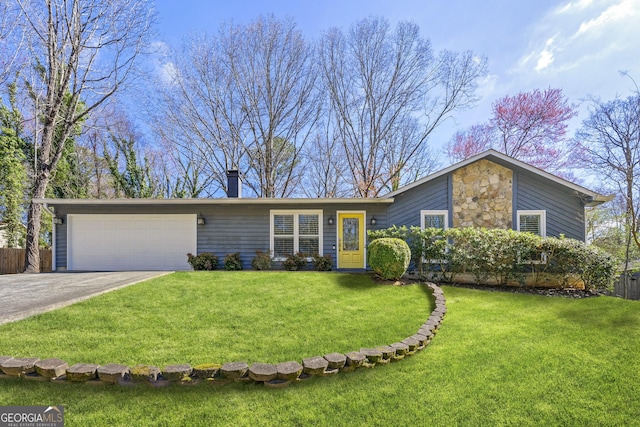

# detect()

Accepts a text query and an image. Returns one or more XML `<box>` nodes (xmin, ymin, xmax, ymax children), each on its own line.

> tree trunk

<box><xmin>24</xmin><ymin>175</ymin><xmax>48</xmax><ymax>273</ymax></box>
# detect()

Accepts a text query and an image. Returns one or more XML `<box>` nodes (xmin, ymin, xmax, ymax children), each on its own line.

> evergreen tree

<box><xmin>104</xmin><ymin>136</ymin><xmax>159</xmax><ymax>198</ymax></box>
<box><xmin>0</xmin><ymin>82</ymin><xmax>27</xmax><ymax>247</ymax></box>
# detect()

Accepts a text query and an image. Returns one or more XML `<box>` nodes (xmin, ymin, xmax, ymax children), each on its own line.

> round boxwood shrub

<box><xmin>367</xmin><ymin>238</ymin><xmax>411</xmax><ymax>280</ymax></box>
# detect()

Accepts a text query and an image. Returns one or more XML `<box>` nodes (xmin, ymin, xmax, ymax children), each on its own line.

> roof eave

<box><xmin>383</xmin><ymin>149</ymin><xmax>609</xmax><ymax>202</ymax></box>
<box><xmin>585</xmin><ymin>194</ymin><xmax>616</xmax><ymax>207</ymax></box>
<box><xmin>33</xmin><ymin>197</ymin><xmax>395</xmax><ymax>207</ymax></box>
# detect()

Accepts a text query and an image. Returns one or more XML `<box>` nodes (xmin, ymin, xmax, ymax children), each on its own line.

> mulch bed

<box><xmin>438</xmin><ymin>282</ymin><xmax>601</xmax><ymax>298</ymax></box>
<box><xmin>372</xmin><ymin>275</ymin><xmax>600</xmax><ymax>298</ymax></box>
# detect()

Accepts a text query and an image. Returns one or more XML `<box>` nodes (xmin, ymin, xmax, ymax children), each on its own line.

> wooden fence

<box><xmin>608</xmin><ymin>274</ymin><xmax>640</xmax><ymax>300</ymax></box>
<box><xmin>0</xmin><ymin>248</ymin><xmax>52</xmax><ymax>274</ymax></box>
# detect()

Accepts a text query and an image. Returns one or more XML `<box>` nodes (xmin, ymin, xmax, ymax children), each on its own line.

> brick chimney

<box><xmin>226</xmin><ymin>170</ymin><xmax>242</xmax><ymax>198</ymax></box>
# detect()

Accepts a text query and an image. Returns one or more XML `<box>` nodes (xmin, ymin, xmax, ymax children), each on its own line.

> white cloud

<box><xmin>148</xmin><ymin>40</ymin><xmax>180</xmax><ymax>87</ymax></box>
<box><xmin>159</xmin><ymin>61</ymin><xmax>179</xmax><ymax>86</ymax></box>
<box><xmin>533</xmin><ymin>37</ymin><xmax>556</xmax><ymax>72</ymax></box>
<box><xmin>504</xmin><ymin>0</ymin><xmax>640</xmax><ymax>141</ymax></box>
<box><xmin>535</xmin><ymin>49</ymin><xmax>554</xmax><ymax>72</ymax></box>
<box><xmin>556</xmin><ymin>0</ymin><xmax>595</xmax><ymax>14</ymax></box>
<box><xmin>151</xmin><ymin>40</ymin><xmax>171</xmax><ymax>56</ymax></box>
<box><xmin>574</xmin><ymin>0</ymin><xmax>637</xmax><ymax>37</ymax></box>
<box><xmin>514</xmin><ymin>0</ymin><xmax>640</xmax><ymax>77</ymax></box>
<box><xmin>476</xmin><ymin>73</ymin><xmax>499</xmax><ymax>100</ymax></box>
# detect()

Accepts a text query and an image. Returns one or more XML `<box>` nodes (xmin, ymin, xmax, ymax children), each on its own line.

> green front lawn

<box><xmin>0</xmin><ymin>271</ymin><xmax>432</xmax><ymax>365</ymax></box>
<box><xmin>1</xmin><ymin>272</ymin><xmax>639</xmax><ymax>426</ymax></box>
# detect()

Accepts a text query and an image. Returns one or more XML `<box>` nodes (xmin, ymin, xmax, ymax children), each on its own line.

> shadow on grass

<box><xmin>332</xmin><ymin>272</ymin><xmax>380</xmax><ymax>290</ymax></box>
<box><xmin>554</xmin><ymin>296</ymin><xmax>640</xmax><ymax>329</ymax></box>
<box><xmin>332</xmin><ymin>273</ymin><xmax>436</xmax><ymax>311</ymax></box>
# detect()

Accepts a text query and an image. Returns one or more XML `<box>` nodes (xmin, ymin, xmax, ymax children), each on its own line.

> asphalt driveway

<box><xmin>0</xmin><ymin>271</ymin><xmax>172</xmax><ymax>325</ymax></box>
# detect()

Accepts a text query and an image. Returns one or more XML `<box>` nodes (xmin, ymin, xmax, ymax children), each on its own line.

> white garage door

<box><xmin>67</xmin><ymin>214</ymin><xmax>196</xmax><ymax>271</ymax></box>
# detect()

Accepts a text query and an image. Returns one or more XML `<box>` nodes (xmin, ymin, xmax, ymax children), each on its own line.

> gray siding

<box><xmin>384</xmin><ymin>157</ymin><xmax>587</xmax><ymax>241</ymax></box>
<box><xmin>54</xmin><ymin>202</ymin><xmax>389</xmax><ymax>270</ymax></box>
<box><xmin>515</xmin><ymin>170</ymin><xmax>585</xmax><ymax>240</ymax></box>
<box><xmin>481</xmin><ymin>155</ymin><xmax>587</xmax><ymax>240</ymax></box>
<box><xmin>54</xmin><ymin>222</ymin><xmax>67</xmax><ymax>269</ymax></box>
<box><xmin>387</xmin><ymin>175</ymin><xmax>449</xmax><ymax>227</ymax></box>
<box><xmin>196</xmin><ymin>205</ymin><xmax>269</xmax><ymax>268</ymax></box>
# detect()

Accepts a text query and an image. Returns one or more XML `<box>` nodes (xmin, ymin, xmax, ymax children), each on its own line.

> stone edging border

<box><xmin>0</xmin><ymin>283</ymin><xmax>446</xmax><ymax>389</ymax></box>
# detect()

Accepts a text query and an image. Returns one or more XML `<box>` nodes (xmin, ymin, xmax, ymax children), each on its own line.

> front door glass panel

<box><xmin>342</xmin><ymin>217</ymin><xmax>360</xmax><ymax>251</ymax></box>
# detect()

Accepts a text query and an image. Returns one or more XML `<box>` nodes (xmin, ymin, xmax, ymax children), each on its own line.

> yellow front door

<box><xmin>338</xmin><ymin>212</ymin><xmax>365</xmax><ymax>269</ymax></box>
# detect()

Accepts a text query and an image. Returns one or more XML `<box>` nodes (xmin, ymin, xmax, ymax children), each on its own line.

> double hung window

<box><xmin>517</xmin><ymin>210</ymin><xmax>546</xmax><ymax>237</ymax></box>
<box><xmin>517</xmin><ymin>210</ymin><xmax>547</xmax><ymax>263</ymax></box>
<box><xmin>271</xmin><ymin>210</ymin><xmax>322</xmax><ymax>259</ymax></box>
<box><xmin>420</xmin><ymin>210</ymin><xmax>449</xmax><ymax>231</ymax></box>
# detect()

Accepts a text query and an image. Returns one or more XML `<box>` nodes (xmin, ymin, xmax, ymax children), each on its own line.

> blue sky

<box><xmin>152</xmin><ymin>0</ymin><xmax>640</xmax><ymax>158</ymax></box>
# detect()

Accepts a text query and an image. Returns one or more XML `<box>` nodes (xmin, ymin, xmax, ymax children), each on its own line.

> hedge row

<box><xmin>187</xmin><ymin>252</ymin><xmax>333</xmax><ymax>272</ymax></box>
<box><xmin>368</xmin><ymin>226</ymin><xmax>616</xmax><ymax>291</ymax></box>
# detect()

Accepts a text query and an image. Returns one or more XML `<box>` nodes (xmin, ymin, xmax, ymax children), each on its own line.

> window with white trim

<box><xmin>420</xmin><ymin>210</ymin><xmax>449</xmax><ymax>230</ymax></box>
<box><xmin>270</xmin><ymin>210</ymin><xmax>322</xmax><ymax>259</ymax></box>
<box><xmin>517</xmin><ymin>210</ymin><xmax>546</xmax><ymax>237</ymax></box>
<box><xmin>420</xmin><ymin>210</ymin><xmax>449</xmax><ymax>265</ymax></box>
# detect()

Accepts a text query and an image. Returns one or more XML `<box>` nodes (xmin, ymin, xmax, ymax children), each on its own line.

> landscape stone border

<box><xmin>0</xmin><ymin>283</ymin><xmax>446</xmax><ymax>389</ymax></box>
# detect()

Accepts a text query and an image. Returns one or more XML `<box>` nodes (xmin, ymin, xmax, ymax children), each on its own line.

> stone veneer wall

<box><xmin>452</xmin><ymin>159</ymin><xmax>513</xmax><ymax>229</ymax></box>
<box><xmin>0</xmin><ymin>284</ymin><xmax>446</xmax><ymax>389</ymax></box>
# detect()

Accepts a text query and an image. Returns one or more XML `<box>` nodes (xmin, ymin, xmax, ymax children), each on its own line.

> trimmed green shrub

<box><xmin>251</xmin><ymin>251</ymin><xmax>273</xmax><ymax>270</ymax></box>
<box><xmin>223</xmin><ymin>253</ymin><xmax>243</xmax><ymax>270</ymax></box>
<box><xmin>539</xmin><ymin>237</ymin><xmax>616</xmax><ymax>290</ymax></box>
<box><xmin>367</xmin><ymin>238</ymin><xmax>411</xmax><ymax>280</ymax></box>
<box><xmin>312</xmin><ymin>254</ymin><xmax>332</xmax><ymax>271</ymax></box>
<box><xmin>283</xmin><ymin>252</ymin><xmax>307</xmax><ymax>271</ymax></box>
<box><xmin>368</xmin><ymin>227</ymin><xmax>616</xmax><ymax>291</ymax></box>
<box><xmin>186</xmin><ymin>252</ymin><xmax>218</xmax><ymax>271</ymax></box>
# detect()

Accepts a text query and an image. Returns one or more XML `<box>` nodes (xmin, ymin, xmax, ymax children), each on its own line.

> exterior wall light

<box><xmin>370</xmin><ymin>216</ymin><xmax>377</xmax><ymax>226</ymax></box>
<box><xmin>53</xmin><ymin>216</ymin><xmax>63</xmax><ymax>225</ymax></box>
<box><xmin>197</xmin><ymin>215</ymin><xmax>205</xmax><ymax>225</ymax></box>
<box><xmin>328</xmin><ymin>216</ymin><xmax>335</xmax><ymax>225</ymax></box>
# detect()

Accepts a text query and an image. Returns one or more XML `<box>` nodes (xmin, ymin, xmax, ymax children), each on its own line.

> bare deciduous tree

<box><xmin>153</xmin><ymin>15</ymin><xmax>320</xmax><ymax>198</ymax></box>
<box><xmin>152</xmin><ymin>32</ymin><xmax>244</xmax><ymax>197</ymax></box>
<box><xmin>319</xmin><ymin>17</ymin><xmax>486</xmax><ymax>197</ymax></box>
<box><xmin>18</xmin><ymin>0</ymin><xmax>154</xmax><ymax>272</ymax></box>
<box><xmin>302</xmin><ymin>114</ymin><xmax>350</xmax><ymax>198</ymax></box>
<box><xmin>226</xmin><ymin>16</ymin><xmax>320</xmax><ymax>197</ymax></box>
<box><xmin>156</xmin><ymin>133</ymin><xmax>216</xmax><ymax>198</ymax></box>
<box><xmin>0</xmin><ymin>1</ymin><xmax>23</xmax><ymax>85</ymax></box>
<box><xmin>574</xmin><ymin>92</ymin><xmax>640</xmax><ymax>262</ymax></box>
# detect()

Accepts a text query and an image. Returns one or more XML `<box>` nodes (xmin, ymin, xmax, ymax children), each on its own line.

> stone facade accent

<box><xmin>452</xmin><ymin>159</ymin><xmax>513</xmax><ymax>229</ymax></box>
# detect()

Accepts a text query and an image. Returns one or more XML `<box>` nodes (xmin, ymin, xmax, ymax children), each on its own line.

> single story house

<box><xmin>36</xmin><ymin>150</ymin><xmax>611</xmax><ymax>272</ymax></box>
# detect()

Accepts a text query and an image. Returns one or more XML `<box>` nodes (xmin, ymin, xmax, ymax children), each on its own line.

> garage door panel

<box><xmin>68</xmin><ymin>214</ymin><xmax>196</xmax><ymax>271</ymax></box>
